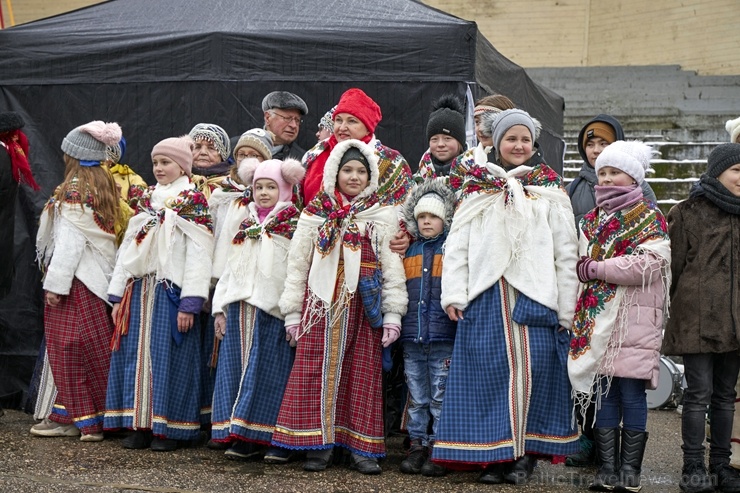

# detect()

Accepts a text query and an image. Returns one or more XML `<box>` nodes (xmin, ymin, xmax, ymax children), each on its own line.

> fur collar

<box><xmin>321</xmin><ymin>139</ymin><xmax>380</xmax><ymax>200</ymax></box>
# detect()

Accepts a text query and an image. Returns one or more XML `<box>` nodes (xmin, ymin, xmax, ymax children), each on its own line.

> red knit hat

<box><xmin>333</xmin><ymin>88</ymin><xmax>382</xmax><ymax>135</ymax></box>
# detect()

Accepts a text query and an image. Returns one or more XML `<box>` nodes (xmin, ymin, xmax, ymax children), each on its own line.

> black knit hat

<box><xmin>339</xmin><ymin>146</ymin><xmax>370</xmax><ymax>173</ymax></box>
<box><xmin>0</xmin><ymin>112</ymin><xmax>25</xmax><ymax>133</ymax></box>
<box><xmin>426</xmin><ymin>95</ymin><xmax>466</xmax><ymax>149</ymax></box>
<box><xmin>707</xmin><ymin>143</ymin><xmax>740</xmax><ymax>178</ymax></box>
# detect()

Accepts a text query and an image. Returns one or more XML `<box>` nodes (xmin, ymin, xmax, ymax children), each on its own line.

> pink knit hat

<box><xmin>238</xmin><ymin>158</ymin><xmax>305</xmax><ymax>203</ymax></box>
<box><xmin>151</xmin><ymin>135</ymin><xmax>195</xmax><ymax>176</ymax></box>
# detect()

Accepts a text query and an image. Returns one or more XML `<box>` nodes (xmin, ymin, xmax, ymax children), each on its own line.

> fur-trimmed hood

<box><xmin>403</xmin><ymin>178</ymin><xmax>456</xmax><ymax>239</ymax></box>
<box><xmin>322</xmin><ymin>138</ymin><xmax>380</xmax><ymax>200</ymax></box>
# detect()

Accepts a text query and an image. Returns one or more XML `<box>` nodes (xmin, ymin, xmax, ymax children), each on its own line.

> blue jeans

<box><xmin>402</xmin><ymin>341</ymin><xmax>453</xmax><ymax>446</ymax></box>
<box><xmin>594</xmin><ymin>376</ymin><xmax>648</xmax><ymax>432</ymax></box>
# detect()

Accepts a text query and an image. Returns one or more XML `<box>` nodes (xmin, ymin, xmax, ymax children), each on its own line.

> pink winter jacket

<box><xmin>594</xmin><ymin>253</ymin><xmax>665</xmax><ymax>390</ymax></box>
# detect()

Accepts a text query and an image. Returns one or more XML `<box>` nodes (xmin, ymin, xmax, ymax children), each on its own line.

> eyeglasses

<box><xmin>236</xmin><ymin>152</ymin><xmax>262</xmax><ymax>161</ymax></box>
<box><xmin>270</xmin><ymin>111</ymin><xmax>303</xmax><ymax>125</ymax></box>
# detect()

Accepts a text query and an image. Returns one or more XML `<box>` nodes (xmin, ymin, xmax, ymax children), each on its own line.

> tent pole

<box><xmin>5</xmin><ymin>0</ymin><xmax>14</xmax><ymax>26</ymax></box>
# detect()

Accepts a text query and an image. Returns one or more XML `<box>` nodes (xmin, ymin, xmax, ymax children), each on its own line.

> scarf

<box><xmin>0</xmin><ymin>130</ymin><xmax>40</xmax><ymax>190</ymax></box>
<box><xmin>302</xmin><ymin>134</ymin><xmax>373</xmax><ymax>205</ymax></box>
<box><xmin>696</xmin><ymin>175</ymin><xmax>740</xmax><ymax>215</ymax></box>
<box><xmin>569</xmin><ymin>199</ymin><xmax>671</xmax><ymax>411</ymax></box>
<box><xmin>415</xmin><ymin>149</ymin><xmax>454</xmax><ymax>183</ymax></box>
<box><xmin>191</xmin><ymin>161</ymin><xmax>232</xmax><ymax>200</ymax></box>
<box><xmin>594</xmin><ymin>184</ymin><xmax>643</xmax><ymax>214</ymax></box>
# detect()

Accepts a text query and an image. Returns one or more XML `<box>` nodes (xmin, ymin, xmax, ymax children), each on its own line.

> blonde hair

<box><xmin>53</xmin><ymin>154</ymin><xmax>120</xmax><ymax>231</ymax></box>
<box><xmin>475</xmin><ymin>94</ymin><xmax>516</xmax><ymax>111</ymax></box>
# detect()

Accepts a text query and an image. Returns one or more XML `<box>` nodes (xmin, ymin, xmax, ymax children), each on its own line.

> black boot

<box><xmin>590</xmin><ymin>428</ymin><xmax>620</xmax><ymax>491</ymax></box>
<box><xmin>615</xmin><ymin>429</ymin><xmax>647</xmax><ymax>492</ymax></box>
<box><xmin>680</xmin><ymin>459</ymin><xmax>714</xmax><ymax>493</ymax></box>
<box><xmin>709</xmin><ymin>461</ymin><xmax>740</xmax><ymax>493</ymax></box>
<box><xmin>503</xmin><ymin>454</ymin><xmax>536</xmax><ymax>485</ymax></box>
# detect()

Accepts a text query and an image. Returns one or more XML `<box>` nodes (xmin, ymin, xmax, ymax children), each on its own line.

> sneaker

<box><xmin>399</xmin><ymin>439</ymin><xmax>427</xmax><ymax>474</ymax></box>
<box><xmin>264</xmin><ymin>446</ymin><xmax>293</xmax><ymax>464</ymax></box>
<box><xmin>711</xmin><ymin>463</ymin><xmax>740</xmax><ymax>493</ymax></box>
<box><xmin>80</xmin><ymin>432</ymin><xmax>104</xmax><ymax>442</ymax></box>
<box><xmin>30</xmin><ymin>418</ymin><xmax>80</xmax><ymax>437</ymax></box>
<box><xmin>680</xmin><ymin>460</ymin><xmax>715</xmax><ymax>493</ymax></box>
<box><xmin>225</xmin><ymin>441</ymin><xmax>261</xmax><ymax>461</ymax></box>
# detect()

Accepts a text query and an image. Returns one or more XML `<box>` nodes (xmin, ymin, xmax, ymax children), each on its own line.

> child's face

<box><xmin>152</xmin><ymin>155</ymin><xmax>183</xmax><ymax>185</ymax></box>
<box><xmin>718</xmin><ymin>163</ymin><xmax>740</xmax><ymax>197</ymax></box>
<box><xmin>235</xmin><ymin>146</ymin><xmax>264</xmax><ymax>164</ymax></box>
<box><xmin>337</xmin><ymin>159</ymin><xmax>369</xmax><ymax>196</ymax></box>
<box><xmin>585</xmin><ymin>137</ymin><xmax>610</xmax><ymax>167</ymax></box>
<box><xmin>430</xmin><ymin>134</ymin><xmax>461</xmax><ymax>163</ymax></box>
<box><xmin>597</xmin><ymin>166</ymin><xmax>636</xmax><ymax>187</ymax></box>
<box><xmin>192</xmin><ymin>138</ymin><xmax>222</xmax><ymax>169</ymax></box>
<box><xmin>499</xmin><ymin>125</ymin><xmax>533</xmax><ymax>167</ymax></box>
<box><xmin>253</xmin><ymin>178</ymin><xmax>280</xmax><ymax>209</ymax></box>
<box><xmin>417</xmin><ymin>212</ymin><xmax>444</xmax><ymax>239</ymax></box>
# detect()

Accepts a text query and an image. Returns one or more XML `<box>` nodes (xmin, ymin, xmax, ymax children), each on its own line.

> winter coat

<box><xmin>595</xmin><ymin>253</ymin><xmax>666</xmax><ymax>389</ymax></box>
<box><xmin>401</xmin><ymin>233</ymin><xmax>456</xmax><ymax>344</ymax></box>
<box><xmin>0</xmin><ymin>147</ymin><xmax>17</xmax><ymax>299</ymax></box>
<box><xmin>567</xmin><ymin>114</ymin><xmax>657</xmax><ymax>225</ymax></box>
<box><xmin>663</xmin><ymin>196</ymin><xmax>740</xmax><ymax>354</ymax></box>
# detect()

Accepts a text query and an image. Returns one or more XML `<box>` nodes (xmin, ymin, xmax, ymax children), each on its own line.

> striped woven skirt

<box><xmin>228</xmin><ymin>305</ymin><xmax>294</xmax><ymax>445</ymax></box>
<box><xmin>104</xmin><ymin>277</ymin><xmax>202</xmax><ymax>441</ymax></box>
<box><xmin>45</xmin><ymin>277</ymin><xmax>113</xmax><ymax>435</ymax></box>
<box><xmin>432</xmin><ymin>278</ymin><xmax>578</xmax><ymax>467</ymax></box>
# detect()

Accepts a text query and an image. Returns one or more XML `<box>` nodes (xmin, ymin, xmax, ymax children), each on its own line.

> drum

<box><xmin>646</xmin><ymin>356</ymin><xmax>684</xmax><ymax>409</ymax></box>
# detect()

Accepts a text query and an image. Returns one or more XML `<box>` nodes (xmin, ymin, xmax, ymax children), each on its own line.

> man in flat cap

<box><xmin>262</xmin><ymin>91</ymin><xmax>308</xmax><ymax>160</ymax></box>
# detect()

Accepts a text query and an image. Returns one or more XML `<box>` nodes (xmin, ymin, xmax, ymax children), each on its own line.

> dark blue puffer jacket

<box><xmin>400</xmin><ymin>233</ymin><xmax>456</xmax><ymax>344</ymax></box>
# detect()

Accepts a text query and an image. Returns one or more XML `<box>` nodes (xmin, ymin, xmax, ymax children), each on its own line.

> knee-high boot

<box><xmin>616</xmin><ymin>429</ymin><xmax>647</xmax><ymax>492</ymax></box>
<box><xmin>590</xmin><ymin>427</ymin><xmax>620</xmax><ymax>491</ymax></box>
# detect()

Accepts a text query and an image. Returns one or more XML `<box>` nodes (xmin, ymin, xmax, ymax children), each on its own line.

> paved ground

<box><xmin>0</xmin><ymin>408</ymin><xmax>685</xmax><ymax>492</ymax></box>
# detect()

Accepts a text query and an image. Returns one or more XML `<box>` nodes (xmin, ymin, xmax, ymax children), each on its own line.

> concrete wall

<box><xmin>424</xmin><ymin>0</ymin><xmax>740</xmax><ymax>76</ymax></box>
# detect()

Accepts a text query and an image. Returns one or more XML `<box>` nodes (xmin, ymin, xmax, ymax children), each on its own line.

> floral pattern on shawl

<box><xmin>134</xmin><ymin>186</ymin><xmax>213</xmax><ymax>244</ymax></box>
<box><xmin>232</xmin><ymin>204</ymin><xmax>300</xmax><ymax>244</ymax></box>
<box><xmin>303</xmin><ymin>189</ymin><xmax>380</xmax><ymax>258</ymax></box>
<box><xmin>458</xmin><ymin>162</ymin><xmax>563</xmax><ymax>205</ymax></box>
<box><xmin>570</xmin><ymin>200</ymin><xmax>669</xmax><ymax>359</ymax></box>
<box><xmin>45</xmin><ymin>177</ymin><xmax>115</xmax><ymax>234</ymax></box>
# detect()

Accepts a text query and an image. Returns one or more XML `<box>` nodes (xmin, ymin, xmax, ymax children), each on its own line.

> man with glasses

<box><xmin>262</xmin><ymin>91</ymin><xmax>308</xmax><ymax>161</ymax></box>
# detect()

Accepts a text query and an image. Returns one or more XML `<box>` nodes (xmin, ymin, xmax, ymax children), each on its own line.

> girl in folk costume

<box><xmin>104</xmin><ymin>136</ymin><xmax>214</xmax><ymax>452</ymax></box>
<box><xmin>209</xmin><ymin>157</ymin><xmax>304</xmax><ymax>462</ymax></box>
<box><xmin>31</xmin><ymin>121</ymin><xmax>122</xmax><ymax>442</ymax></box>
<box><xmin>435</xmin><ymin>109</ymin><xmax>580</xmax><ymax>485</ymax></box>
<box><xmin>568</xmin><ymin>141</ymin><xmax>670</xmax><ymax>493</ymax></box>
<box><xmin>272</xmin><ymin>139</ymin><xmax>408</xmax><ymax>475</ymax></box>
<box><xmin>448</xmin><ymin>94</ymin><xmax>515</xmax><ymax>194</ymax></box>
<box><xmin>414</xmin><ymin>95</ymin><xmax>467</xmax><ymax>189</ymax></box>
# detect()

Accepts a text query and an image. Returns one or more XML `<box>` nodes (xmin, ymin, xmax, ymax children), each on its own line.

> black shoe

<box><xmin>206</xmin><ymin>439</ymin><xmax>230</xmax><ymax>450</ymax></box>
<box><xmin>225</xmin><ymin>441</ymin><xmax>261</xmax><ymax>461</ymax></box>
<box><xmin>421</xmin><ymin>457</ymin><xmax>447</xmax><ymax>477</ymax></box>
<box><xmin>150</xmin><ymin>437</ymin><xmax>178</xmax><ymax>452</ymax></box>
<box><xmin>350</xmin><ymin>453</ymin><xmax>382</xmax><ymax>475</ymax></box>
<box><xmin>711</xmin><ymin>463</ymin><xmax>740</xmax><ymax>493</ymax></box>
<box><xmin>504</xmin><ymin>455</ymin><xmax>536</xmax><ymax>485</ymax></box>
<box><xmin>591</xmin><ymin>428</ymin><xmax>620</xmax><ymax>491</ymax></box>
<box><xmin>566</xmin><ymin>434</ymin><xmax>596</xmax><ymax>467</ymax></box>
<box><xmin>121</xmin><ymin>430</ymin><xmax>152</xmax><ymax>450</ymax></box>
<box><xmin>399</xmin><ymin>439</ymin><xmax>426</xmax><ymax>474</ymax></box>
<box><xmin>303</xmin><ymin>449</ymin><xmax>333</xmax><ymax>472</ymax></box>
<box><xmin>680</xmin><ymin>460</ymin><xmax>714</xmax><ymax>493</ymax></box>
<box><xmin>478</xmin><ymin>463</ymin><xmax>506</xmax><ymax>484</ymax></box>
<box><xmin>615</xmin><ymin>429</ymin><xmax>648</xmax><ymax>493</ymax></box>
<box><xmin>264</xmin><ymin>446</ymin><xmax>293</xmax><ymax>464</ymax></box>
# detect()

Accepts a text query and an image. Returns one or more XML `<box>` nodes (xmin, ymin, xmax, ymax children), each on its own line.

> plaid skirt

<box><xmin>210</xmin><ymin>301</ymin><xmax>258</xmax><ymax>442</ymax></box>
<box><xmin>432</xmin><ymin>279</ymin><xmax>578</xmax><ymax>467</ymax></box>
<box><xmin>45</xmin><ymin>277</ymin><xmax>113</xmax><ymax>435</ymax></box>
<box><xmin>272</xmin><ymin>257</ymin><xmax>386</xmax><ymax>457</ymax></box>
<box><xmin>228</xmin><ymin>306</ymin><xmax>295</xmax><ymax>445</ymax></box>
<box><xmin>104</xmin><ymin>277</ymin><xmax>202</xmax><ymax>440</ymax></box>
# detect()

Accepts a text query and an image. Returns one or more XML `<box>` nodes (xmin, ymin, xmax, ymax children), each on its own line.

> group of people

<box><xmin>5</xmin><ymin>84</ymin><xmax>740</xmax><ymax>492</ymax></box>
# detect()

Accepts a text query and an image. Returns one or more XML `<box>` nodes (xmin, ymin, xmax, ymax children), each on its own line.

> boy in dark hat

<box><xmin>415</xmin><ymin>95</ymin><xmax>467</xmax><ymax>185</ymax></box>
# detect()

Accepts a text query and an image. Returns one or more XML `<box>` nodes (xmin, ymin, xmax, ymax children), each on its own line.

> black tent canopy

<box><xmin>0</xmin><ymin>0</ymin><xmax>563</xmax><ymax>405</ymax></box>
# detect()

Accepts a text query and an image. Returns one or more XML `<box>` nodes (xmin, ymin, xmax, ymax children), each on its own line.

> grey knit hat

<box><xmin>262</xmin><ymin>91</ymin><xmax>308</xmax><ymax>116</ymax></box>
<box><xmin>707</xmin><ymin>143</ymin><xmax>740</xmax><ymax>178</ymax></box>
<box><xmin>490</xmin><ymin>109</ymin><xmax>536</xmax><ymax>152</ymax></box>
<box><xmin>233</xmin><ymin>128</ymin><xmax>274</xmax><ymax>161</ymax></box>
<box><xmin>319</xmin><ymin>105</ymin><xmax>337</xmax><ymax>131</ymax></box>
<box><xmin>61</xmin><ymin>121</ymin><xmax>123</xmax><ymax>162</ymax></box>
<box><xmin>189</xmin><ymin>123</ymin><xmax>231</xmax><ymax>162</ymax></box>
<box><xmin>426</xmin><ymin>95</ymin><xmax>466</xmax><ymax>149</ymax></box>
